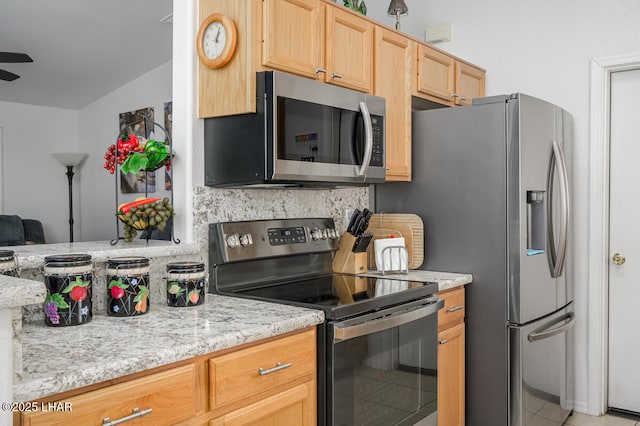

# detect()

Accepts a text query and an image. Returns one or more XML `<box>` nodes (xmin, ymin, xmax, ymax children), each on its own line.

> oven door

<box><xmin>328</xmin><ymin>297</ymin><xmax>444</xmax><ymax>426</ymax></box>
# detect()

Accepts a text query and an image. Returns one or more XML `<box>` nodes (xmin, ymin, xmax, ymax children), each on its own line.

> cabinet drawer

<box><xmin>22</xmin><ymin>364</ymin><xmax>197</xmax><ymax>426</ymax></box>
<box><xmin>437</xmin><ymin>287</ymin><xmax>465</xmax><ymax>332</ymax></box>
<box><xmin>209</xmin><ymin>329</ymin><xmax>316</xmax><ymax>410</ymax></box>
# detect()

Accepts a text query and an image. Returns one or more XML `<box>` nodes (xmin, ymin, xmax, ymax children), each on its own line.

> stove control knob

<box><xmin>328</xmin><ymin>229</ymin><xmax>338</xmax><ymax>239</ymax></box>
<box><xmin>226</xmin><ymin>233</ymin><xmax>240</xmax><ymax>248</ymax></box>
<box><xmin>240</xmin><ymin>233</ymin><xmax>253</xmax><ymax>247</ymax></box>
<box><xmin>320</xmin><ymin>229</ymin><xmax>328</xmax><ymax>240</ymax></box>
<box><xmin>310</xmin><ymin>228</ymin><xmax>322</xmax><ymax>241</ymax></box>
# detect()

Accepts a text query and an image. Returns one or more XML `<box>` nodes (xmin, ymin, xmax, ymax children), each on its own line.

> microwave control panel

<box><xmin>370</xmin><ymin>115</ymin><xmax>384</xmax><ymax>167</ymax></box>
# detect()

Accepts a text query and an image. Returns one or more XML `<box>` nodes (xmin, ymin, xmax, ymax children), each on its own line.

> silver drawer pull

<box><xmin>103</xmin><ymin>407</ymin><xmax>152</xmax><ymax>425</ymax></box>
<box><xmin>446</xmin><ymin>305</ymin><xmax>464</xmax><ymax>313</ymax></box>
<box><xmin>331</xmin><ymin>73</ymin><xmax>343</xmax><ymax>79</ymax></box>
<box><xmin>258</xmin><ymin>362</ymin><xmax>292</xmax><ymax>376</ymax></box>
<box><xmin>438</xmin><ymin>339</ymin><xmax>448</xmax><ymax>345</ymax></box>
<box><xmin>315</xmin><ymin>68</ymin><xmax>327</xmax><ymax>74</ymax></box>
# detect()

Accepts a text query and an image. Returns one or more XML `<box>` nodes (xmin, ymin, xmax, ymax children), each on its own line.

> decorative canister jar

<box><xmin>166</xmin><ymin>262</ymin><xmax>206</xmax><ymax>307</ymax></box>
<box><xmin>43</xmin><ymin>254</ymin><xmax>93</xmax><ymax>327</ymax></box>
<box><xmin>106</xmin><ymin>256</ymin><xmax>150</xmax><ymax>317</ymax></box>
<box><xmin>0</xmin><ymin>250</ymin><xmax>18</xmax><ymax>277</ymax></box>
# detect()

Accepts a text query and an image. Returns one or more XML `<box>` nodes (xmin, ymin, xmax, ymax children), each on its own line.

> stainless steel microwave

<box><xmin>204</xmin><ymin>71</ymin><xmax>386</xmax><ymax>187</ymax></box>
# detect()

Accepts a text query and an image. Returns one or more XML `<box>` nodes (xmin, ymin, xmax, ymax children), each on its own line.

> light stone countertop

<box><xmin>0</xmin><ymin>276</ymin><xmax>46</xmax><ymax>309</ymax></box>
<box><xmin>360</xmin><ymin>269</ymin><xmax>473</xmax><ymax>292</ymax></box>
<box><xmin>3</xmin><ymin>240</ymin><xmax>200</xmax><ymax>271</ymax></box>
<box><xmin>14</xmin><ymin>295</ymin><xmax>324</xmax><ymax>402</ymax></box>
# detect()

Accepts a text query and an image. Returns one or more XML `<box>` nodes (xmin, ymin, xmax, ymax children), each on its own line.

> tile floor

<box><xmin>563</xmin><ymin>412</ymin><xmax>640</xmax><ymax>426</ymax></box>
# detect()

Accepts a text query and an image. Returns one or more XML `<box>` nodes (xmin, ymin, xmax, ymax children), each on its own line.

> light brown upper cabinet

<box><xmin>374</xmin><ymin>27</ymin><xmax>412</xmax><ymax>181</ymax></box>
<box><xmin>325</xmin><ymin>6</ymin><xmax>373</xmax><ymax>92</ymax></box>
<box><xmin>262</xmin><ymin>0</ymin><xmax>324</xmax><ymax>80</ymax></box>
<box><xmin>264</xmin><ymin>0</ymin><xmax>373</xmax><ymax>92</ymax></box>
<box><xmin>454</xmin><ymin>60</ymin><xmax>486</xmax><ymax>105</ymax></box>
<box><xmin>414</xmin><ymin>43</ymin><xmax>485</xmax><ymax>107</ymax></box>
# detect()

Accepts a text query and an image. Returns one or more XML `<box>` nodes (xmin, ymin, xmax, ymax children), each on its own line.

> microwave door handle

<box><xmin>333</xmin><ymin>298</ymin><xmax>444</xmax><ymax>342</ymax></box>
<box><xmin>356</xmin><ymin>101</ymin><xmax>373</xmax><ymax>177</ymax></box>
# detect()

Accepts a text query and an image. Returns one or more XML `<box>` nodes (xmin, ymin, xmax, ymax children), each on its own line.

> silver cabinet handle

<box><xmin>315</xmin><ymin>68</ymin><xmax>327</xmax><ymax>75</ymax></box>
<box><xmin>331</xmin><ymin>73</ymin><xmax>343</xmax><ymax>79</ymax></box>
<box><xmin>356</xmin><ymin>101</ymin><xmax>373</xmax><ymax>177</ymax></box>
<box><xmin>528</xmin><ymin>312</ymin><xmax>575</xmax><ymax>342</ymax></box>
<box><xmin>438</xmin><ymin>339</ymin><xmax>448</xmax><ymax>345</ymax></box>
<box><xmin>452</xmin><ymin>93</ymin><xmax>459</xmax><ymax>98</ymax></box>
<box><xmin>446</xmin><ymin>305</ymin><xmax>464</xmax><ymax>313</ymax></box>
<box><xmin>258</xmin><ymin>362</ymin><xmax>292</xmax><ymax>376</ymax></box>
<box><xmin>103</xmin><ymin>407</ymin><xmax>153</xmax><ymax>425</ymax></box>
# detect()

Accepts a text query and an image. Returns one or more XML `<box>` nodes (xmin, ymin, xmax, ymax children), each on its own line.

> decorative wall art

<box><xmin>118</xmin><ymin>107</ymin><xmax>156</xmax><ymax>194</ymax></box>
<box><xmin>164</xmin><ymin>101</ymin><xmax>172</xmax><ymax>191</ymax></box>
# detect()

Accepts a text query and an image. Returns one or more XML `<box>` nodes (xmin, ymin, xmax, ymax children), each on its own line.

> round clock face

<box><xmin>196</xmin><ymin>13</ymin><xmax>237</xmax><ymax>69</ymax></box>
<box><xmin>203</xmin><ymin>21</ymin><xmax>226</xmax><ymax>60</ymax></box>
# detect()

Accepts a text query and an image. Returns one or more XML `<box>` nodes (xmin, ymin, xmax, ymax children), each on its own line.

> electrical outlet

<box><xmin>426</xmin><ymin>23</ymin><xmax>451</xmax><ymax>44</ymax></box>
<box><xmin>345</xmin><ymin>209</ymin><xmax>354</xmax><ymax>225</ymax></box>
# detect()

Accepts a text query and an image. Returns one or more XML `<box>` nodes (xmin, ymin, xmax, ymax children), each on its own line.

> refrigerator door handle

<box><xmin>356</xmin><ymin>101</ymin><xmax>373</xmax><ymax>177</ymax></box>
<box><xmin>527</xmin><ymin>311</ymin><xmax>575</xmax><ymax>342</ymax></box>
<box><xmin>546</xmin><ymin>140</ymin><xmax>570</xmax><ymax>278</ymax></box>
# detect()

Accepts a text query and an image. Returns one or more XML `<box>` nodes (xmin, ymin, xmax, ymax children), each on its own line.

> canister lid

<box><xmin>166</xmin><ymin>261</ymin><xmax>205</xmax><ymax>273</ymax></box>
<box><xmin>107</xmin><ymin>256</ymin><xmax>150</xmax><ymax>268</ymax></box>
<box><xmin>0</xmin><ymin>250</ymin><xmax>15</xmax><ymax>261</ymax></box>
<box><xmin>44</xmin><ymin>254</ymin><xmax>92</xmax><ymax>267</ymax></box>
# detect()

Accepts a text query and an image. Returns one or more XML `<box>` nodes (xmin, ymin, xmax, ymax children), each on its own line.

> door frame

<box><xmin>588</xmin><ymin>51</ymin><xmax>640</xmax><ymax>415</ymax></box>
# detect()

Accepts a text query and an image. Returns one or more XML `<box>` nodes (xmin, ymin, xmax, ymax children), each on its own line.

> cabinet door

<box><xmin>263</xmin><ymin>0</ymin><xmax>324</xmax><ymax>79</ymax></box>
<box><xmin>21</xmin><ymin>365</ymin><xmax>197</xmax><ymax>426</ymax></box>
<box><xmin>210</xmin><ymin>381</ymin><xmax>315</xmax><ymax>426</ymax></box>
<box><xmin>414</xmin><ymin>43</ymin><xmax>455</xmax><ymax>105</ymax></box>
<box><xmin>438</xmin><ymin>322</ymin><xmax>465</xmax><ymax>426</ymax></box>
<box><xmin>454</xmin><ymin>61</ymin><xmax>486</xmax><ymax>106</ymax></box>
<box><xmin>325</xmin><ymin>6</ymin><xmax>373</xmax><ymax>92</ymax></box>
<box><xmin>374</xmin><ymin>27</ymin><xmax>412</xmax><ymax>181</ymax></box>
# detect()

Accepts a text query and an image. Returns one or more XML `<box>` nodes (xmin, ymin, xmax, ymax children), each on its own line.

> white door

<box><xmin>608</xmin><ymin>68</ymin><xmax>640</xmax><ymax>413</ymax></box>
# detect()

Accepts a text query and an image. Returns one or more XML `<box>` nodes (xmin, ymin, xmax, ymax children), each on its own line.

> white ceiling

<box><xmin>0</xmin><ymin>0</ymin><xmax>173</xmax><ymax>109</ymax></box>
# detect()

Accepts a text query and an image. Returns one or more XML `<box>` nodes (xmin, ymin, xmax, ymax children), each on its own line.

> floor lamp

<box><xmin>52</xmin><ymin>153</ymin><xmax>87</xmax><ymax>242</ymax></box>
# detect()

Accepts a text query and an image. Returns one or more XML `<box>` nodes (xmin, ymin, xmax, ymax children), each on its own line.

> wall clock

<box><xmin>196</xmin><ymin>13</ymin><xmax>237</xmax><ymax>69</ymax></box>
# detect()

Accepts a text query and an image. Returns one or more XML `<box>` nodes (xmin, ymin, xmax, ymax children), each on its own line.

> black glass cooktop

<box><xmin>226</xmin><ymin>274</ymin><xmax>438</xmax><ymax>320</ymax></box>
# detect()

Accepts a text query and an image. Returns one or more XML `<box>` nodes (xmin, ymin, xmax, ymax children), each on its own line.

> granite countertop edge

<box><xmin>4</xmin><ymin>240</ymin><xmax>200</xmax><ymax>270</ymax></box>
<box><xmin>0</xmin><ymin>276</ymin><xmax>46</xmax><ymax>308</ymax></box>
<box><xmin>360</xmin><ymin>269</ymin><xmax>473</xmax><ymax>291</ymax></box>
<box><xmin>14</xmin><ymin>295</ymin><xmax>324</xmax><ymax>402</ymax></box>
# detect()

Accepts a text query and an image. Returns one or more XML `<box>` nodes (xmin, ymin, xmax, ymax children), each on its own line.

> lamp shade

<box><xmin>52</xmin><ymin>153</ymin><xmax>88</xmax><ymax>167</ymax></box>
<box><xmin>387</xmin><ymin>0</ymin><xmax>408</xmax><ymax>16</ymax></box>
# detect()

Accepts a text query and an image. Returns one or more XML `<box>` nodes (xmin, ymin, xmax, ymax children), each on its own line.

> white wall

<box><xmin>78</xmin><ymin>61</ymin><xmax>172</xmax><ymax>241</ymax></box>
<box><xmin>0</xmin><ymin>101</ymin><xmax>79</xmax><ymax>243</ymax></box>
<box><xmin>368</xmin><ymin>0</ymin><xmax>640</xmax><ymax>414</ymax></box>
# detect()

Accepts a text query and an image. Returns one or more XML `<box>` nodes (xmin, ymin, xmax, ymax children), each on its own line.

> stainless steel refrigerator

<box><xmin>374</xmin><ymin>94</ymin><xmax>575</xmax><ymax>426</ymax></box>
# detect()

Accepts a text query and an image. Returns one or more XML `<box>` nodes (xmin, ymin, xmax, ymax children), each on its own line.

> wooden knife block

<box><xmin>332</xmin><ymin>233</ymin><xmax>367</xmax><ymax>274</ymax></box>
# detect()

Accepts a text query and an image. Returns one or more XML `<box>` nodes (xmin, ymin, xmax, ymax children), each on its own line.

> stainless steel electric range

<box><xmin>209</xmin><ymin>218</ymin><xmax>443</xmax><ymax>426</ymax></box>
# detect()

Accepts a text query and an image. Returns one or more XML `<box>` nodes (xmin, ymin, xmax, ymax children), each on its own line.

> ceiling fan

<box><xmin>0</xmin><ymin>52</ymin><xmax>33</xmax><ymax>82</ymax></box>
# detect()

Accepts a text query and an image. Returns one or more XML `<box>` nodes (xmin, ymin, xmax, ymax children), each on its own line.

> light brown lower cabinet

<box><xmin>209</xmin><ymin>381</ymin><xmax>315</xmax><ymax>426</ymax></box>
<box><xmin>18</xmin><ymin>327</ymin><xmax>316</xmax><ymax>426</ymax></box>
<box><xmin>436</xmin><ymin>287</ymin><xmax>466</xmax><ymax>426</ymax></box>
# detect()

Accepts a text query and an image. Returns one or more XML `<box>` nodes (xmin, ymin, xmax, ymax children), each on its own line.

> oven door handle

<box><xmin>333</xmin><ymin>297</ymin><xmax>444</xmax><ymax>342</ymax></box>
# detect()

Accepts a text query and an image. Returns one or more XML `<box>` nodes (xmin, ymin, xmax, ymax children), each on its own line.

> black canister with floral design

<box><xmin>43</xmin><ymin>254</ymin><xmax>93</xmax><ymax>327</ymax></box>
<box><xmin>106</xmin><ymin>256</ymin><xmax>150</xmax><ymax>317</ymax></box>
<box><xmin>0</xmin><ymin>250</ymin><xmax>18</xmax><ymax>277</ymax></box>
<box><xmin>166</xmin><ymin>262</ymin><xmax>206</xmax><ymax>307</ymax></box>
